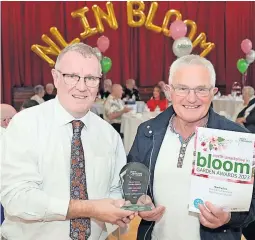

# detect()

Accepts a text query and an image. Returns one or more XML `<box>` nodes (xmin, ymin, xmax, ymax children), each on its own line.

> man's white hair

<box><xmin>168</xmin><ymin>55</ymin><xmax>216</xmax><ymax>87</ymax></box>
<box><xmin>104</xmin><ymin>79</ymin><xmax>112</xmax><ymax>85</ymax></box>
<box><xmin>55</xmin><ymin>42</ymin><xmax>101</xmax><ymax>72</ymax></box>
<box><xmin>243</xmin><ymin>86</ymin><xmax>255</xmax><ymax>97</ymax></box>
<box><xmin>34</xmin><ymin>85</ymin><xmax>44</xmax><ymax>94</ymax></box>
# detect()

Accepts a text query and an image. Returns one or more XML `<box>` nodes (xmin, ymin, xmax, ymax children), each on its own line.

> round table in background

<box><xmin>121</xmin><ymin>111</ymin><xmax>160</xmax><ymax>154</ymax></box>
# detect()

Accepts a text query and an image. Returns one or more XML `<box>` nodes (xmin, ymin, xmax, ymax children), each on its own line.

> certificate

<box><xmin>189</xmin><ymin>127</ymin><xmax>255</xmax><ymax>213</ymax></box>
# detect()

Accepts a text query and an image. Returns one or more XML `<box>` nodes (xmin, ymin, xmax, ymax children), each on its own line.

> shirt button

<box><xmin>149</xmin><ymin>130</ymin><xmax>152</xmax><ymax>134</ymax></box>
<box><xmin>179</xmin><ymin>154</ymin><xmax>183</xmax><ymax>157</ymax></box>
<box><xmin>183</xmin><ymin>144</ymin><xmax>186</xmax><ymax>147</ymax></box>
<box><xmin>147</xmin><ymin>125</ymin><xmax>150</xmax><ymax>129</ymax></box>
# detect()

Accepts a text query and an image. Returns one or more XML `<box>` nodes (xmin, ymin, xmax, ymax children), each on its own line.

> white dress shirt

<box><xmin>1</xmin><ymin>97</ymin><xmax>127</xmax><ymax>240</ymax></box>
<box><xmin>152</xmin><ymin>129</ymin><xmax>200</xmax><ymax>240</ymax></box>
<box><xmin>0</xmin><ymin>126</ymin><xmax>6</xmax><ymax>137</ymax></box>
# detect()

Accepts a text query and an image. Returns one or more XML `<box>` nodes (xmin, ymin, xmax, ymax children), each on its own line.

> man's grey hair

<box><xmin>243</xmin><ymin>86</ymin><xmax>255</xmax><ymax>97</ymax></box>
<box><xmin>55</xmin><ymin>43</ymin><xmax>102</xmax><ymax>72</ymax></box>
<box><xmin>34</xmin><ymin>85</ymin><xmax>44</xmax><ymax>94</ymax></box>
<box><xmin>168</xmin><ymin>55</ymin><xmax>216</xmax><ymax>87</ymax></box>
<box><xmin>104</xmin><ymin>79</ymin><xmax>112</xmax><ymax>85</ymax></box>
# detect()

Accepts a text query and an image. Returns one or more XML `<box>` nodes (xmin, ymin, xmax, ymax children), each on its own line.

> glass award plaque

<box><xmin>119</xmin><ymin>162</ymin><xmax>152</xmax><ymax>211</ymax></box>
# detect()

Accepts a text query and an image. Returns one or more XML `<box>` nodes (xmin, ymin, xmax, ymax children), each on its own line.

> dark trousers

<box><xmin>111</xmin><ymin>123</ymin><xmax>123</xmax><ymax>139</ymax></box>
<box><xmin>242</xmin><ymin>220</ymin><xmax>255</xmax><ymax>239</ymax></box>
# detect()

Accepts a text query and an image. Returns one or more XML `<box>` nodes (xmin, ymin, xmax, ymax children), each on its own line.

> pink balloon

<box><xmin>241</xmin><ymin>39</ymin><xmax>252</xmax><ymax>54</ymax></box>
<box><xmin>97</xmin><ymin>36</ymin><xmax>110</xmax><ymax>53</ymax></box>
<box><xmin>170</xmin><ymin>20</ymin><xmax>187</xmax><ymax>40</ymax></box>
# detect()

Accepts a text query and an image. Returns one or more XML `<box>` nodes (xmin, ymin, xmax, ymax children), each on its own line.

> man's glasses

<box><xmin>56</xmin><ymin>70</ymin><xmax>101</xmax><ymax>88</ymax></box>
<box><xmin>171</xmin><ymin>85</ymin><xmax>213</xmax><ymax>97</ymax></box>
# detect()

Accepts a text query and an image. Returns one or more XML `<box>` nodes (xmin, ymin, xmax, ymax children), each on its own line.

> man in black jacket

<box><xmin>236</xmin><ymin>86</ymin><xmax>255</xmax><ymax>133</ymax></box>
<box><xmin>127</xmin><ymin>55</ymin><xmax>255</xmax><ymax>240</ymax></box>
<box><xmin>122</xmin><ymin>79</ymin><xmax>140</xmax><ymax>101</ymax></box>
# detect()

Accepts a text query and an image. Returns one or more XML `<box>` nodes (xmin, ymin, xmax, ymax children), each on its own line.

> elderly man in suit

<box><xmin>236</xmin><ymin>86</ymin><xmax>255</xmax><ymax>133</ymax></box>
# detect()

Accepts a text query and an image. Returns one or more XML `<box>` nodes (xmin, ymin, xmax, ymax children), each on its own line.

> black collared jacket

<box><xmin>127</xmin><ymin>106</ymin><xmax>255</xmax><ymax>240</ymax></box>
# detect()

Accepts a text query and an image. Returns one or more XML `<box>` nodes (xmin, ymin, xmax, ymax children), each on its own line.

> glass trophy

<box><xmin>119</xmin><ymin>162</ymin><xmax>152</xmax><ymax>211</ymax></box>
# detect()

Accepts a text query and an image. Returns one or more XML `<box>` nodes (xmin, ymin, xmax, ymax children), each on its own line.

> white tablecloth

<box><xmin>121</xmin><ymin>112</ymin><xmax>160</xmax><ymax>154</ymax></box>
<box><xmin>213</xmin><ymin>98</ymin><xmax>244</xmax><ymax>120</ymax></box>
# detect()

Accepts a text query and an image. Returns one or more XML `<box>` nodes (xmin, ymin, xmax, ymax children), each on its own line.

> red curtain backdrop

<box><xmin>1</xmin><ymin>1</ymin><xmax>255</xmax><ymax>104</ymax></box>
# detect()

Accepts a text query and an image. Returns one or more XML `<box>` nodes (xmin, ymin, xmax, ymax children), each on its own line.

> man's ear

<box><xmin>51</xmin><ymin>69</ymin><xmax>59</xmax><ymax>89</ymax></box>
<box><xmin>213</xmin><ymin>87</ymin><xmax>218</xmax><ymax>95</ymax></box>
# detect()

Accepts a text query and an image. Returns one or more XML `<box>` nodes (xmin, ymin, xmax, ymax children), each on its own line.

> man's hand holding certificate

<box><xmin>189</xmin><ymin>127</ymin><xmax>255</xmax><ymax>214</ymax></box>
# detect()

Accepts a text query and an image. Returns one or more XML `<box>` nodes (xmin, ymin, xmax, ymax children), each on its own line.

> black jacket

<box><xmin>237</xmin><ymin>98</ymin><xmax>255</xmax><ymax>133</ymax></box>
<box><xmin>99</xmin><ymin>89</ymin><xmax>110</xmax><ymax>99</ymax></box>
<box><xmin>127</xmin><ymin>106</ymin><xmax>255</xmax><ymax>240</ymax></box>
<box><xmin>122</xmin><ymin>87</ymin><xmax>140</xmax><ymax>101</ymax></box>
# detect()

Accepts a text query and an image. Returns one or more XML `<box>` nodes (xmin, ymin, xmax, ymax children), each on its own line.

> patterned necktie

<box><xmin>70</xmin><ymin>120</ymin><xmax>91</xmax><ymax>240</ymax></box>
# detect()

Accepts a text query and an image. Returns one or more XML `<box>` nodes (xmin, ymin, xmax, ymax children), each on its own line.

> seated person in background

<box><xmin>20</xmin><ymin>99</ymin><xmax>39</xmax><ymax>111</ymax></box>
<box><xmin>31</xmin><ymin>85</ymin><xmax>45</xmax><ymax>104</ymax></box>
<box><xmin>0</xmin><ymin>104</ymin><xmax>17</xmax><ymax>134</ymax></box>
<box><xmin>158</xmin><ymin>80</ymin><xmax>171</xmax><ymax>101</ymax></box>
<box><xmin>122</xmin><ymin>78</ymin><xmax>140</xmax><ymax>101</ymax></box>
<box><xmin>236</xmin><ymin>86</ymin><xmax>255</xmax><ymax>133</ymax></box>
<box><xmin>43</xmin><ymin>83</ymin><xmax>55</xmax><ymax>101</ymax></box>
<box><xmin>147</xmin><ymin>85</ymin><xmax>168</xmax><ymax>111</ymax></box>
<box><xmin>0</xmin><ymin>104</ymin><xmax>16</xmax><ymax>224</ymax></box>
<box><xmin>104</xmin><ymin>84</ymin><xmax>131</xmax><ymax>134</ymax></box>
<box><xmin>99</xmin><ymin>78</ymin><xmax>112</xmax><ymax>99</ymax></box>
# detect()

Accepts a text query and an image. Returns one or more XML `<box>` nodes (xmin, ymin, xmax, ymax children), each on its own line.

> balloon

<box><xmin>92</xmin><ymin>2</ymin><xmax>118</xmax><ymax>33</ymax></box>
<box><xmin>101</xmin><ymin>57</ymin><xmax>112</xmax><ymax>73</ymax></box>
<box><xmin>40</xmin><ymin>34</ymin><xmax>61</xmax><ymax>55</ymax></box>
<box><xmin>97</xmin><ymin>35</ymin><xmax>110</xmax><ymax>53</ymax></box>
<box><xmin>192</xmin><ymin>32</ymin><xmax>215</xmax><ymax>57</ymax></box>
<box><xmin>71</xmin><ymin>7</ymin><xmax>98</xmax><ymax>39</ymax></box>
<box><xmin>162</xmin><ymin>9</ymin><xmax>182</xmax><ymax>37</ymax></box>
<box><xmin>172</xmin><ymin>37</ymin><xmax>193</xmax><ymax>58</ymax></box>
<box><xmin>31</xmin><ymin>45</ymin><xmax>55</xmax><ymax>67</ymax></box>
<box><xmin>241</xmin><ymin>39</ymin><xmax>252</xmax><ymax>54</ymax></box>
<box><xmin>50</xmin><ymin>27</ymin><xmax>80</xmax><ymax>48</ymax></box>
<box><xmin>183</xmin><ymin>19</ymin><xmax>197</xmax><ymax>41</ymax></box>
<box><xmin>200</xmin><ymin>43</ymin><xmax>215</xmax><ymax>57</ymax></box>
<box><xmin>237</xmin><ymin>58</ymin><xmax>249</xmax><ymax>74</ymax></box>
<box><xmin>31</xmin><ymin>31</ymin><xmax>63</xmax><ymax>67</ymax></box>
<box><xmin>127</xmin><ymin>1</ymin><xmax>146</xmax><ymax>27</ymax></box>
<box><xmin>170</xmin><ymin>20</ymin><xmax>187</xmax><ymax>40</ymax></box>
<box><xmin>93</xmin><ymin>47</ymin><xmax>102</xmax><ymax>61</ymax></box>
<box><xmin>145</xmin><ymin>2</ymin><xmax>162</xmax><ymax>33</ymax></box>
<box><xmin>246</xmin><ymin>50</ymin><xmax>255</xmax><ymax>64</ymax></box>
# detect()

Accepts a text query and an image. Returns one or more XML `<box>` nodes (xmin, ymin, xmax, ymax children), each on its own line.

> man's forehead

<box><xmin>58</xmin><ymin>51</ymin><xmax>101</xmax><ymax>73</ymax></box>
<box><xmin>172</xmin><ymin>66</ymin><xmax>210</xmax><ymax>84</ymax></box>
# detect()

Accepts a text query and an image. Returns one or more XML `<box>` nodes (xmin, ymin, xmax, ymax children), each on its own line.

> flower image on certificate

<box><xmin>189</xmin><ymin>127</ymin><xmax>255</xmax><ymax>213</ymax></box>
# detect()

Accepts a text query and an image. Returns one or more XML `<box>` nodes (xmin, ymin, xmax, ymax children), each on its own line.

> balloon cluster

<box><xmin>170</xmin><ymin>20</ymin><xmax>193</xmax><ymax>58</ymax></box>
<box><xmin>94</xmin><ymin>35</ymin><xmax>112</xmax><ymax>74</ymax></box>
<box><xmin>237</xmin><ymin>39</ymin><xmax>255</xmax><ymax>74</ymax></box>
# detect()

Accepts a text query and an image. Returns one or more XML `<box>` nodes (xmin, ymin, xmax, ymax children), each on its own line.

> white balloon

<box><xmin>172</xmin><ymin>37</ymin><xmax>193</xmax><ymax>58</ymax></box>
<box><xmin>246</xmin><ymin>50</ymin><xmax>255</xmax><ymax>64</ymax></box>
